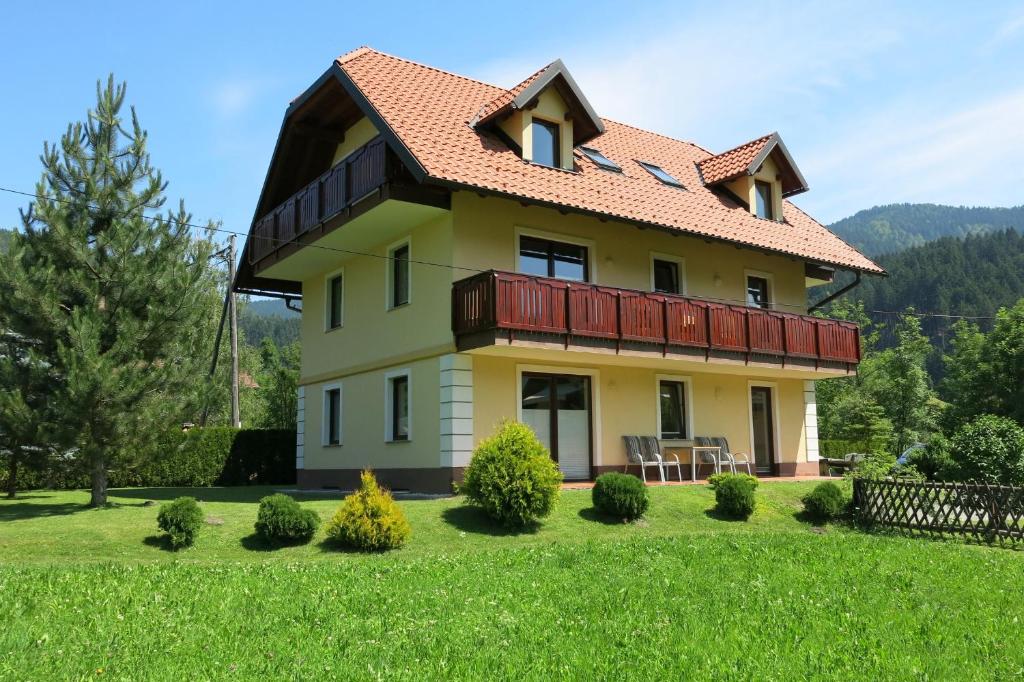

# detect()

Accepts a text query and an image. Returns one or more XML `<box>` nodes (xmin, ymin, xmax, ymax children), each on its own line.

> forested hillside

<box><xmin>821</xmin><ymin>229</ymin><xmax>1024</xmax><ymax>377</ymax></box>
<box><xmin>829</xmin><ymin>204</ymin><xmax>1024</xmax><ymax>257</ymax></box>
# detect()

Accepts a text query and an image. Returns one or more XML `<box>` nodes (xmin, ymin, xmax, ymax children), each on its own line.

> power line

<box><xmin>0</xmin><ymin>184</ymin><xmax>1004</xmax><ymax>320</ymax></box>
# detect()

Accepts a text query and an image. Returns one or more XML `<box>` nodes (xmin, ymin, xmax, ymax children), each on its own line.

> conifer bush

<box><xmin>707</xmin><ymin>473</ymin><xmax>758</xmax><ymax>520</ymax></box>
<box><xmin>254</xmin><ymin>493</ymin><xmax>320</xmax><ymax>544</ymax></box>
<box><xmin>802</xmin><ymin>481</ymin><xmax>848</xmax><ymax>522</ymax></box>
<box><xmin>592</xmin><ymin>472</ymin><xmax>649</xmax><ymax>521</ymax></box>
<box><xmin>325</xmin><ymin>471</ymin><xmax>410</xmax><ymax>551</ymax></box>
<box><xmin>461</xmin><ymin>421</ymin><xmax>562</xmax><ymax>527</ymax></box>
<box><xmin>156</xmin><ymin>496</ymin><xmax>203</xmax><ymax>549</ymax></box>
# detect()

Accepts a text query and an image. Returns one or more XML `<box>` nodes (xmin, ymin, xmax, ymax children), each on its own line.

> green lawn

<box><xmin>1</xmin><ymin>483</ymin><xmax>1022</xmax><ymax>680</ymax></box>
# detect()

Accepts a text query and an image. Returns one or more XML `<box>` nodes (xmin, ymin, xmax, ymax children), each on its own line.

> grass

<box><xmin>1</xmin><ymin>483</ymin><xmax>1022</xmax><ymax>679</ymax></box>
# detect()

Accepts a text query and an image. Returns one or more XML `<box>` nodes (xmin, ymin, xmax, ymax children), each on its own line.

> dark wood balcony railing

<box><xmin>249</xmin><ymin>137</ymin><xmax>391</xmax><ymax>264</ymax></box>
<box><xmin>452</xmin><ymin>271</ymin><xmax>861</xmax><ymax>368</ymax></box>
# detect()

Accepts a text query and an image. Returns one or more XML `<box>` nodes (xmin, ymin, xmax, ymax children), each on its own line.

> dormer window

<box><xmin>755</xmin><ymin>180</ymin><xmax>775</xmax><ymax>220</ymax></box>
<box><xmin>531</xmin><ymin>119</ymin><xmax>560</xmax><ymax>168</ymax></box>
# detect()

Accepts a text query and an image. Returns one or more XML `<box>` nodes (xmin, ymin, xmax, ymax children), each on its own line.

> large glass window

<box><xmin>652</xmin><ymin>259</ymin><xmax>680</xmax><ymax>294</ymax></box>
<box><xmin>325</xmin><ymin>387</ymin><xmax>341</xmax><ymax>446</ymax></box>
<box><xmin>327</xmin><ymin>273</ymin><xmax>343</xmax><ymax>329</ymax></box>
<box><xmin>755</xmin><ymin>180</ymin><xmax>775</xmax><ymax>220</ymax></box>
<box><xmin>389</xmin><ymin>374</ymin><xmax>409</xmax><ymax>441</ymax></box>
<box><xmin>389</xmin><ymin>242</ymin><xmax>410</xmax><ymax>308</ymax></box>
<box><xmin>746</xmin><ymin>275</ymin><xmax>771</xmax><ymax>309</ymax></box>
<box><xmin>519</xmin><ymin>235</ymin><xmax>588</xmax><ymax>282</ymax></box>
<box><xmin>531</xmin><ymin>119</ymin><xmax>560</xmax><ymax>168</ymax></box>
<box><xmin>658</xmin><ymin>380</ymin><xmax>687</xmax><ymax>440</ymax></box>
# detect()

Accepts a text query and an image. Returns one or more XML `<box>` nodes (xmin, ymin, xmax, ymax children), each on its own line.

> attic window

<box><xmin>579</xmin><ymin>146</ymin><xmax>620</xmax><ymax>172</ymax></box>
<box><xmin>531</xmin><ymin>119</ymin><xmax>560</xmax><ymax>168</ymax></box>
<box><xmin>637</xmin><ymin>161</ymin><xmax>684</xmax><ymax>188</ymax></box>
<box><xmin>755</xmin><ymin>180</ymin><xmax>775</xmax><ymax>220</ymax></box>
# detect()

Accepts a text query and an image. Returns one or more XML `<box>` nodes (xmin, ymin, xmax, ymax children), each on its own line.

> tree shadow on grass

<box><xmin>0</xmin><ymin>501</ymin><xmax>92</xmax><ymax>521</ymax></box>
<box><xmin>577</xmin><ymin>507</ymin><xmax>629</xmax><ymax>526</ymax></box>
<box><xmin>141</xmin><ymin>534</ymin><xmax>187</xmax><ymax>552</ymax></box>
<box><xmin>440</xmin><ymin>505</ymin><xmax>540</xmax><ymax>537</ymax></box>
<box><xmin>239</xmin><ymin>532</ymin><xmax>319</xmax><ymax>553</ymax></box>
<box><xmin>110</xmin><ymin>487</ymin><xmax>346</xmax><ymax>504</ymax></box>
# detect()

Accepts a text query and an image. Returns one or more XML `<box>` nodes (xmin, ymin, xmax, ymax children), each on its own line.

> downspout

<box><xmin>808</xmin><ymin>271</ymin><xmax>862</xmax><ymax>313</ymax></box>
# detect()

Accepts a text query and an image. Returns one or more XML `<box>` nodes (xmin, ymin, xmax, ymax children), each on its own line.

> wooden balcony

<box><xmin>248</xmin><ymin>137</ymin><xmax>393</xmax><ymax>265</ymax></box>
<box><xmin>452</xmin><ymin>271</ymin><xmax>861</xmax><ymax>370</ymax></box>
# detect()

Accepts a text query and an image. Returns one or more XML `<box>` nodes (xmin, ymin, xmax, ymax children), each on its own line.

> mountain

<box><xmin>244</xmin><ymin>298</ymin><xmax>300</xmax><ymax>318</ymax></box>
<box><xmin>824</xmin><ymin>229</ymin><xmax>1024</xmax><ymax>378</ymax></box>
<box><xmin>829</xmin><ymin>204</ymin><xmax>1024</xmax><ymax>257</ymax></box>
<box><xmin>239</xmin><ymin>298</ymin><xmax>300</xmax><ymax>348</ymax></box>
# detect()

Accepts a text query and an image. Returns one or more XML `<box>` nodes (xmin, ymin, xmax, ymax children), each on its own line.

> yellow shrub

<box><xmin>325</xmin><ymin>470</ymin><xmax>410</xmax><ymax>551</ymax></box>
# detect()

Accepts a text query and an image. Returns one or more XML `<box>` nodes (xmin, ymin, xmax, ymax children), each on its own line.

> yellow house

<box><xmin>235</xmin><ymin>47</ymin><xmax>883</xmax><ymax>493</ymax></box>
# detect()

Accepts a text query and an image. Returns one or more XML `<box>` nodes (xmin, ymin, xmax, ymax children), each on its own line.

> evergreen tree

<box><xmin>0</xmin><ymin>77</ymin><xmax>219</xmax><ymax>506</ymax></box>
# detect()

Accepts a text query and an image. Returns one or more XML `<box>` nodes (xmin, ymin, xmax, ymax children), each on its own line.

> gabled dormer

<box><xmin>697</xmin><ymin>132</ymin><xmax>808</xmax><ymax>221</ymax></box>
<box><xmin>472</xmin><ymin>59</ymin><xmax>604</xmax><ymax>171</ymax></box>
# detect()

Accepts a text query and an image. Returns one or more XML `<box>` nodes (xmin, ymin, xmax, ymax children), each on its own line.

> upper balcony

<box><xmin>452</xmin><ymin>271</ymin><xmax>860</xmax><ymax>372</ymax></box>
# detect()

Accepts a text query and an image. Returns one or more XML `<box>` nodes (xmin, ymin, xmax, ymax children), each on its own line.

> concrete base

<box><xmin>297</xmin><ymin>467</ymin><xmax>465</xmax><ymax>494</ymax></box>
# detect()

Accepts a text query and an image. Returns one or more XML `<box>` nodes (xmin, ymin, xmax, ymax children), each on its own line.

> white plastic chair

<box><xmin>622</xmin><ymin>435</ymin><xmax>664</xmax><ymax>482</ymax></box>
<box><xmin>641</xmin><ymin>436</ymin><xmax>683</xmax><ymax>482</ymax></box>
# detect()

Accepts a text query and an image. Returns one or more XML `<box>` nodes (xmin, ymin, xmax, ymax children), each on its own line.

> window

<box><xmin>386</xmin><ymin>372</ymin><xmax>410</xmax><ymax>442</ymax></box>
<box><xmin>652</xmin><ymin>259</ymin><xmax>681</xmax><ymax>294</ymax></box>
<box><xmin>388</xmin><ymin>241</ymin><xmax>410</xmax><ymax>308</ymax></box>
<box><xmin>579</xmin><ymin>146</ymin><xmax>621</xmax><ymax>172</ymax></box>
<box><xmin>519</xmin><ymin>235</ymin><xmax>589</xmax><ymax>282</ymax></box>
<box><xmin>746</xmin><ymin>275</ymin><xmax>771</xmax><ymax>309</ymax></box>
<box><xmin>326</xmin><ymin>272</ymin><xmax>343</xmax><ymax>330</ymax></box>
<box><xmin>755</xmin><ymin>180</ymin><xmax>775</xmax><ymax>219</ymax></box>
<box><xmin>658</xmin><ymin>380</ymin><xmax>688</xmax><ymax>440</ymax></box>
<box><xmin>323</xmin><ymin>385</ymin><xmax>342</xmax><ymax>446</ymax></box>
<box><xmin>637</xmin><ymin>161</ymin><xmax>684</xmax><ymax>188</ymax></box>
<box><xmin>530</xmin><ymin>119</ymin><xmax>560</xmax><ymax>168</ymax></box>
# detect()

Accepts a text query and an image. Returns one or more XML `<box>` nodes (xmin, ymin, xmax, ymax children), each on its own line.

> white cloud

<box><xmin>209</xmin><ymin>77</ymin><xmax>270</xmax><ymax>120</ymax></box>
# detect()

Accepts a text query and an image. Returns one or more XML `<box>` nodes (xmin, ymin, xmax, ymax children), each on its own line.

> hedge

<box><xmin>2</xmin><ymin>428</ymin><xmax>296</xmax><ymax>491</ymax></box>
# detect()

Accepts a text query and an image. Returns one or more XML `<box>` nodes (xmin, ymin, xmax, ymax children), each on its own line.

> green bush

<box><xmin>947</xmin><ymin>415</ymin><xmax>1024</xmax><ymax>485</ymax></box>
<box><xmin>707</xmin><ymin>473</ymin><xmax>758</xmax><ymax>520</ymax></box>
<box><xmin>907</xmin><ymin>437</ymin><xmax>954</xmax><ymax>481</ymax></box>
<box><xmin>156</xmin><ymin>497</ymin><xmax>204</xmax><ymax>549</ymax></box>
<box><xmin>254</xmin><ymin>493</ymin><xmax>320</xmax><ymax>544</ymax></box>
<box><xmin>461</xmin><ymin>421</ymin><xmax>563</xmax><ymax>527</ymax></box>
<box><xmin>592</xmin><ymin>472</ymin><xmax>649</xmax><ymax>521</ymax></box>
<box><xmin>847</xmin><ymin>452</ymin><xmax>924</xmax><ymax>481</ymax></box>
<box><xmin>325</xmin><ymin>471</ymin><xmax>410</xmax><ymax>551</ymax></box>
<box><xmin>802</xmin><ymin>482</ymin><xmax>848</xmax><ymax>522</ymax></box>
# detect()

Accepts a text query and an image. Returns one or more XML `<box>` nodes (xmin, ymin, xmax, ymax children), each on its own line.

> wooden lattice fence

<box><xmin>853</xmin><ymin>478</ymin><xmax>1024</xmax><ymax>545</ymax></box>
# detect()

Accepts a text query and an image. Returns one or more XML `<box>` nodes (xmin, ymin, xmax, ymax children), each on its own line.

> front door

<box><xmin>521</xmin><ymin>373</ymin><xmax>592</xmax><ymax>480</ymax></box>
<box><xmin>750</xmin><ymin>386</ymin><xmax>776</xmax><ymax>475</ymax></box>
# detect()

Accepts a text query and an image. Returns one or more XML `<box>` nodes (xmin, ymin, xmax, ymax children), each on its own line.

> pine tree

<box><xmin>0</xmin><ymin>77</ymin><xmax>220</xmax><ymax>506</ymax></box>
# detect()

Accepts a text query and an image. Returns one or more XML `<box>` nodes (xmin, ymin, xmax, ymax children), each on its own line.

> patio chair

<box><xmin>622</xmin><ymin>435</ymin><xmax>664</xmax><ymax>482</ymax></box>
<box><xmin>710</xmin><ymin>437</ymin><xmax>753</xmax><ymax>476</ymax></box>
<box><xmin>693</xmin><ymin>436</ymin><xmax>729</xmax><ymax>476</ymax></box>
<box><xmin>640</xmin><ymin>436</ymin><xmax>684</xmax><ymax>482</ymax></box>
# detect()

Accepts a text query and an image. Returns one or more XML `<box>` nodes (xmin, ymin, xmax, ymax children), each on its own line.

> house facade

<box><xmin>235</xmin><ymin>47</ymin><xmax>883</xmax><ymax>493</ymax></box>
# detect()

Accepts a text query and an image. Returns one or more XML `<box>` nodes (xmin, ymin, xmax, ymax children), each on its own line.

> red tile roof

<box><xmin>334</xmin><ymin>48</ymin><xmax>882</xmax><ymax>274</ymax></box>
<box><xmin>697</xmin><ymin>134</ymin><xmax>774</xmax><ymax>185</ymax></box>
<box><xmin>476</xmin><ymin>63</ymin><xmax>551</xmax><ymax>123</ymax></box>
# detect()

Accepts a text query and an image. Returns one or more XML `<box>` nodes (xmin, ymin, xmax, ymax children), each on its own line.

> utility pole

<box><xmin>228</xmin><ymin>234</ymin><xmax>241</xmax><ymax>428</ymax></box>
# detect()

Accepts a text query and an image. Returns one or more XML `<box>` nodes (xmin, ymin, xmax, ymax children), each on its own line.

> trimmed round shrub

<box><xmin>461</xmin><ymin>421</ymin><xmax>563</xmax><ymax>527</ymax></box>
<box><xmin>707</xmin><ymin>473</ymin><xmax>758</xmax><ymax>520</ymax></box>
<box><xmin>802</xmin><ymin>481</ymin><xmax>848</xmax><ymax>522</ymax></box>
<box><xmin>948</xmin><ymin>415</ymin><xmax>1024</xmax><ymax>485</ymax></box>
<box><xmin>156</xmin><ymin>496</ymin><xmax>203</xmax><ymax>549</ymax></box>
<box><xmin>254</xmin><ymin>493</ymin><xmax>320</xmax><ymax>544</ymax></box>
<box><xmin>592</xmin><ymin>472</ymin><xmax>649</xmax><ymax>521</ymax></box>
<box><xmin>325</xmin><ymin>470</ymin><xmax>410</xmax><ymax>551</ymax></box>
<box><xmin>907</xmin><ymin>437</ymin><xmax>954</xmax><ymax>481</ymax></box>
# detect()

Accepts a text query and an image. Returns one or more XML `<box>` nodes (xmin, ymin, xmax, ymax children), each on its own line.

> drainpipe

<box><xmin>808</xmin><ymin>271</ymin><xmax>861</xmax><ymax>313</ymax></box>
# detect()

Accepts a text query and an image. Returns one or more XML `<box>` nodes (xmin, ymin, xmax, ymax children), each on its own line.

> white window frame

<box><xmin>324</xmin><ymin>267</ymin><xmax>344</xmax><ymax>332</ymax></box>
<box><xmin>321</xmin><ymin>382</ymin><xmax>343</xmax><ymax>447</ymax></box>
<box><xmin>744</xmin><ymin>269</ymin><xmax>775</xmax><ymax>309</ymax></box>
<box><xmin>385</xmin><ymin>236</ymin><xmax>412</xmax><ymax>311</ymax></box>
<box><xmin>655</xmin><ymin>374</ymin><xmax>694</xmax><ymax>444</ymax></box>
<box><xmin>649</xmin><ymin>252</ymin><xmax>687</xmax><ymax>295</ymax></box>
<box><xmin>384</xmin><ymin>368</ymin><xmax>412</xmax><ymax>443</ymax></box>
<box><xmin>514</xmin><ymin>226</ymin><xmax>597</xmax><ymax>283</ymax></box>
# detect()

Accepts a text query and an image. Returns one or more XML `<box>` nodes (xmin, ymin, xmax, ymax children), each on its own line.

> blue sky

<box><xmin>1</xmin><ymin>1</ymin><xmax>1022</xmax><ymax>243</ymax></box>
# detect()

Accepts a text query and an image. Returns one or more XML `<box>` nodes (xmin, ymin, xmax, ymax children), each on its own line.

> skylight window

<box><xmin>637</xmin><ymin>161</ymin><xmax>684</xmax><ymax>188</ymax></box>
<box><xmin>579</xmin><ymin>146</ymin><xmax>621</xmax><ymax>172</ymax></box>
